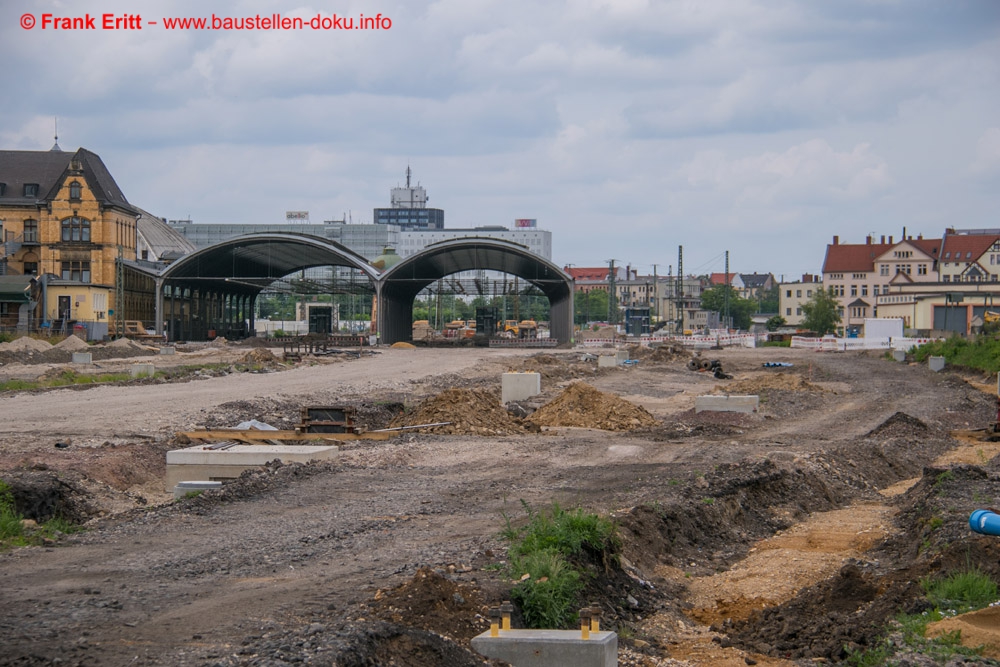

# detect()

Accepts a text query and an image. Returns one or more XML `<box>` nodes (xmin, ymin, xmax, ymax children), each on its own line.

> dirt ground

<box><xmin>1</xmin><ymin>341</ymin><xmax>1000</xmax><ymax>666</ymax></box>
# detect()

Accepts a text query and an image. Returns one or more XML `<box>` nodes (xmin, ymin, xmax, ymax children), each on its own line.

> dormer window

<box><xmin>23</xmin><ymin>183</ymin><xmax>39</xmax><ymax>197</ymax></box>
<box><xmin>69</xmin><ymin>180</ymin><xmax>82</xmax><ymax>201</ymax></box>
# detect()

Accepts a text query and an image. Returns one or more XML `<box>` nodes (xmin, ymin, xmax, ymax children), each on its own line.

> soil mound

<box><xmin>627</xmin><ymin>343</ymin><xmax>688</xmax><ymax>363</ymax></box>
<box><xmin>509</xmin><ymin>353</ymin><xmax>597</xmax><ymax>381</ymax></box>
<box><xmin>390</xmin><ymin>388</ymin><xmax>525</xmax><ymax>435</ymax></box>
<box><xmin>53</xmin><ymin>335</ymin><xmax>90</xmax><ymax>351</ymax></box>
<box><xmin>528</xmin><ymin>382</ymin><xmax>658</xmax><ymax>431</ymax></box>
<box><xmin>0</xmin><ymin>470</ymin><xmax>96</xmax><ymax>524</ymax></box>
<box><xmin>391</xmin><ymin>342</ymin><xmax>416</xmax><ymax>349</ymax></box>
<box><xmin>240</xmin><ymin>348</ymin><xmax>279</xmax><ymax>365</ymax></box>
<box><xmin>720</xmin><ymin>372</ymin><xmax>820</xmax><ymax>394</ymax></box>
<box><xmin>330</xmin><ymin>621</ymin><xmax>488</xmax><ymax>667</ymax></box>
<box><xmin>106</xmin><ymin>337</ymin><xmax>148</xmax><ymax>350</ymax></box>
<box><xmin>0</xmin><ymin>336</ymin><xmax>53</xmax><ymax>353</ymax></box>
<box><xmin>866</xmin><ymin>411</ymin><xmax>928</xmax><ymax>438</ymax></box>
<box><xmin>370</xmin><ymin>567</ymin><xmax>487</xmax><ymax>644</ymax></box>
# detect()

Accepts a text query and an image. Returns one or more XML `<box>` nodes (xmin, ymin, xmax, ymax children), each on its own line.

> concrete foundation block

<box><xmin>892</xmin><ymin>350</ymin><xmax>906</xmax><ymax>362</ymax></box>
<box><xmin>615</xmin><ymin>349</ymin><xmax>629</xmax><ymax>363</ymax></box>
<box><xmin>71</xmin><ymin>352</ymin><xmax>92</xmax><ymax>364</ymax></box>
<box><xmin>131</xmin><ymin>363</ymin><xmax>155</xmax><ymax>378</ymax></box>
<box><xmin>471</xmin><ymin>630</ymin><xmax>617</xmax><ymax>667</ymax></box>
<box><xmin>159</xmin><ymin>346</ymin><xmax>176</xmax><ymax>355</ymax></box>
<box><xmin>929</xmin><ymin>356</ymin><xmax>946</xmax><ymax>372</ymax></box>
<box><xmin>173</xmin><ymin>480</ymin><xmax>223</xmax><ymax>499</ymax></box>
<box><xmin>695</xmin><ymin>395</ymin><xmax>759</xmax><ymax>413</ymax></box>
<box><xmin>165</xmin><ymin>444</ymin><xmax>338</xmax><ymax>491</ymax></box>
<box><xmin>597</xmin><ymin>355</ymin><xmax>618</xmax><ymax>368</ymax></box>
<box><xmin>502</xmin><ymin>372</ymin><xmax>541</xmax><ymax>404</ymax></box>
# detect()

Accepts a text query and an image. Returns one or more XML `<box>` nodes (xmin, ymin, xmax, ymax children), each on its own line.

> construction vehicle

<box><xmin>517</xmin><ymin>319</ymin><xmax>538</xmax><ymax>339</ymax></box>
<box><xmin>985</xmin><ymin>311</ymin><xmax>1000</xmax><ymax>324</ymax></box>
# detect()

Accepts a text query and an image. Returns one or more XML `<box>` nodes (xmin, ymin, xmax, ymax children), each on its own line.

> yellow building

<box><xmin>0</xmin><ymin>146</ymin><xmax>140</xmax><ymax>335</ymax></box>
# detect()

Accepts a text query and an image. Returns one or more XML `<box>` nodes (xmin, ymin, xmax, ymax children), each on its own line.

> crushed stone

<box><xmin>390</xmin><ymin>388</ymin><xmax>525</xmax><ymax>435</ymax></box>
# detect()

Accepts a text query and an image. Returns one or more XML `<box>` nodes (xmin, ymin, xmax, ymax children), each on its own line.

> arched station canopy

<box><xmin>156</xmin><ymin>233</ymin><xmax>380</xmax><ymax>340</ymax></box>
<box><xmin>378</xmin><ymin>237</ymin><xmax>574</xmax><ymax>344</ymax></box>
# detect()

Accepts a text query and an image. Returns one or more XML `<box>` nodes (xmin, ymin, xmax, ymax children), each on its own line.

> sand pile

<box><xmin>628</xmin><ymin>344</ymin><xmax>688</xmax><ymax>363</ymax></box>
<box><xmin>528</xmin><ymin>382</ymin><xmax>658</xmax><ymax>431</ymax></box>
<box><xmin>54</xmin><ymin>335</ymin><xmax>90</xmax><ymax>351</ymax></box>
<box><xmin>107</xmin><ymin>337</ymin><xmax>149</xmax><ymax>351</ymax></box>
<box><xmin>0</xmin><ymin>337</ymin><xmax>53</xmax><ymax>353</ymax></box>
<box><xmin>389</xmin><ymin>388</ymin><xmax>524</xmax><ymax>435</ymax></box>
<box><xmin>391</xmin><ymin>342</ymin><xmax>416</xmax><ymax>349</ymax></box>
<box><xmin>240</xmin><ymin>348</ymin><xmax>279</xmax><ymax>365</ymax></box>
<box><xmin>720</xmin><ymin>372</ymin><xmax>820</xmax><ymax>394</ymax></box>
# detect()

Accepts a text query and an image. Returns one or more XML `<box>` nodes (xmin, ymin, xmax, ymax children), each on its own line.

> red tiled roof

<box><xmin>565</xmin><ymin>267</ymin><xmax>609</xmax><ymax>281</ymax></box>
<box><xmin>822</xmin><ymin>242</ymin><xmax>893</xmax><ymax>273</ymax></box>
<box><xmin>708</xmin><ymin>272</ymin><xmax>734</xmax><ymax>285</ymax></box>
<box><xmin>940</xmin><ymin>232</ymin><xmax>1000</xmax><ymax>262</ymax></box>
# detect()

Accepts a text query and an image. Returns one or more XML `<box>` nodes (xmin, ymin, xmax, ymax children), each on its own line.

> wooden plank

<box><xmin>178</xmin><ymin>429</ymin><xmax>390</xmax><ymax>443</ymax></box>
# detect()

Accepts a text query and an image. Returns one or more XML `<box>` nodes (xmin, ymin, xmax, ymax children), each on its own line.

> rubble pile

<box><xmin>627</xmin><ymin>343</ymin><xmax>689</xmax><ymax>363</ymax></box>
<box><xmin>720</xmin><ymin>372</ymin><xmax>820</xmax><ymax>394</ymax></box>
<box><xmin>528</xmin><ymin>382</ymin><xmax>658</xmax><ymax>431</ymax></box>
<box><xmin>239</xmin><ymin>348</ymin><xmax>280</xmax><ymax>365</ymax></box>
<box><xmin>0</xmin><ymin>336</ymin><xmax>53</xmax><ymax>353</ymax></box>
<box><xmin>389</xmin><ymin>388</ymin><xmax>525</xmax><ymax>435</ymax></box>
<box><xmin>508</xmin><ymin>352</ymin><xmax>597</xmax><ymax>381</ymax></box>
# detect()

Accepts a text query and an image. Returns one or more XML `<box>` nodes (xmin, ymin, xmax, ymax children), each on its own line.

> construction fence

<box><xmin>789</xmin><ymin>336</ymin><xmax>938</xmax><ymax>352</ymax></box>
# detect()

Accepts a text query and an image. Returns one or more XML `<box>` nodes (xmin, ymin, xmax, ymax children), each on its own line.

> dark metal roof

<box><xmin>161</xmin><ymin>232</ymin><xmax>379</xmax><ymax>286</ymax></box>
<box><xmin>0</xmin><ymin>275</ymin><xmax>34</xmax><ymax>302</ymax></box>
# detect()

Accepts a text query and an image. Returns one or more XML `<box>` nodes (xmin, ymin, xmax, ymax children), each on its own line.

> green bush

<box><xmin>501</xmin><ymin>502</ymin><xmax>618</xmax><ymax>629</ymax></box>
<box><xmin>913</xmin><ymin>336</ymin><xmax>1000</xmax><ymax>373</ymax></box>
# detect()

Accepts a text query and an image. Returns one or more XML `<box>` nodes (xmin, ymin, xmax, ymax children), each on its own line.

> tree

<box><xmin>766</xmin><ymin>315</ymin><xmax>787</xmax><ymax>331</ymax></box>
<box><xmin>801</xmin><ymin>288</ymin><xmax>842</xmax><ymax>335</ymax></box>
<box><xmin>699</xmin><ymin>285</ymin><xmax>756</xmax><ymax>330</ymax></box>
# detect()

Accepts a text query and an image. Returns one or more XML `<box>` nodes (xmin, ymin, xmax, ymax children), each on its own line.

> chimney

<box><xmin>803</xmin><ymin>274</ymin><xmax>813</xmax><ymax>283</ymax></box>
<box><xmin>881</xmin><ymin>235</ymin><xmax>885</xmax><ymax>244</ymax></box>
<box><xmin>889</xmin><ymin>235</ymin><xmax>894</xmax><ymax>244</ymax></box>
<box><xmin>918</xmin><ymin>233</ymin><xmax>923</xmax><ymax>240</ymax></box>
<box><xmin>866</xmin><ymin>236</ymin><xmax>872</xmax><ymax>245</ymax></box>
<box><xmin>833</xmin><ymin>235</ymin><xmax>839</xmax><ymax>245</ymax></box>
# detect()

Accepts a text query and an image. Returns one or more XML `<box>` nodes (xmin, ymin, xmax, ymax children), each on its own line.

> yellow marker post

<box><xmin>589</xmin><ymin>603</ymin><xmax>601</xmax><ymax>632</ymax></box>
<box><xmin>579</xmin><ymin>608</ymin><xmax>591</xmax><ymax>640</ymax></box>
<box><xmin>500</xmin><ymin>600</ymin><xmax>513</xmax><ymax>631</ymax></box>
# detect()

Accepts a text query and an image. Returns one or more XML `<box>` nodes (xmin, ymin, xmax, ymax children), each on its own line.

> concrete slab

<box><xmin>597</xmin><ymin>355</ymin><xmax>618</xmax><ymax>368</ymax></box>
<box><xmin>695</xmin><ymin>395</ymin><xmax>759</xmax><ymax>413</ymax></box>
<box><xmin>165</xmin><ymin>444</ymin><xmax>338</xmax><ymax>491</ymax></box>
<box><xmin>615</xmin><ymin>349</ymin><xmax>629</xmax><ymax>363</ymax></box>
<box><xmin>892</xmin><ymin>350</ymin><xmax>906</xmax><ymax>362</ymax></box>
<box><xmin>471</xmin><ymin>629</ymin><xmax>617</xmax><ymax>667</ymax></box>
<box><xmin>71</xmin><ymin>352</ymin><xmax>92</xmax><ymax>364</ymax></box>
<box><xmin>131</xmin><ymin>363</ymin><xmax>155</xmax><ymax>378</ymax></box>
<box><xmin>929</xmin><ymin>356</ymin><xmax>946</xmax><ymax>372</ymax></box>
<box><xmin>159</xmin><ymin>346</ymin><xmax>176</xmax><ymax>356</ymax></box>
<box><xmin>502</xmin><ymin>372</ymin><xmax>541</xmax><ymax>404</ymax></box>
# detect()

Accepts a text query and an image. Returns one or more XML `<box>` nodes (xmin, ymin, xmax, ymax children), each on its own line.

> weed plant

<box><xmin>0</xmin><ymin>480</ymin><xmax>82</xmax><ymax>549</ymax></box>
<box><xmin>501</xmin><ymin>501</ymin><xmax>618</xmax><ymax>629</ymax></box>
<box><xmin>913</xmin><ymin>336</ymin><xmax>1000</xmax><ymax>373</ymax></box>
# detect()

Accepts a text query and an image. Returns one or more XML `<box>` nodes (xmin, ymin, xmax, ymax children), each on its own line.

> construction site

<box><xmin>1</xmin><ymin>336</ymin><xmax>1000</xmax><ymax>666</ymax></box>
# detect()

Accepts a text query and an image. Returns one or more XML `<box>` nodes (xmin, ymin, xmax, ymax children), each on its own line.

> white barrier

<box><xmin>790</xmin><ymin>336</ymin><xmax>940</xmax><ymax>352</ymax></box>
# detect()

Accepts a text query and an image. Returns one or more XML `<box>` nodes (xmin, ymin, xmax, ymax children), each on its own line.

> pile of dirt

<box><xmin>866</xmin><ymin>411</ymin><xmax>928</xmax><ymax>438</ymax></box>
<box><xmin>719</xmin><ymin>372</ymin><xmax>820</xmax><ymax>394</ymax></box>
<box><xmin>390</xmin><ymin>388</ymin><xmax>526</xmax><ymax>435</ymax></box>
<box><xmin>508</xmin><ymin>353</ymin><xmax>598</xmax><ymax>382</ymax></box>
<box><xmin>627</xmin><ymin>343</ymin><xmax>689</xmax><ymax>363</ymax></box>
<box><xmin>0</xmin><ymin>336</ymin><xmax>53</xmax><ymax>353</ymax></box>
<box><xmin>391</xmin><ymin>342</ymin><xmax>416</xmax><ymax>349</ymax></box>
<box><xmin>53</xmin><ymin>335</ymin><xmax>90</xmax><ymax>351</ymax></box>
<box><xmin>369</xmin><ymin>567</ymin><xmax>489</xmax><ymax>645</ymax></box>
<box><xmin>528</xmin><ymin>382</ymin><xmax>658</xmax><ymax>431</ymax></box>
<box><xmin>0</xmin><ymin>470</ymin><xmax>97</xmax><ymax>524</ymax></box>
<box><xmin>239</xmin><ymin>348</ymin><xmax>279</xmax><ymax>365</ymax></box>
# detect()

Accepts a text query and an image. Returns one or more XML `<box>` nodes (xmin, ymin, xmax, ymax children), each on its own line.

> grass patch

<box><xmin>0</xmin><ymin>481</ymin><xmax>83</xmax><ymax>550</ymax></box>
<box><xmin>501</xmin><ymin>501</ymin><xmax>619</xmax><ymax>629</ymax></box>
<box><xmin>847</xmin><ymin>565</ymin><xmax>998</xmax><ymax>665</ymax></box>
<box><xmin>913</xmin><ymin>336</ymin><xmax>1000</xmax><ymax>373</ymax></box>
<box><xmin>758</xmin><ymin>340</ymin><xmax>791</xmax><ymax>347</ymax></box>
<box><xmin>0</xmin><ymin>370</ymin><xmax>135</xmax><ymax>392</ymax></box>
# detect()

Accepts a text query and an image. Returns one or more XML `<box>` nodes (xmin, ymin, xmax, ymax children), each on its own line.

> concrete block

<box><xmin>615</xmin><ymin>349</ymin><xmax>629</xmax><ymax>363</ymax></box>
<box><xmin>929</xmin><ymin>356</ymin><xmax>946</xmax><ymax>372</ymax></box>
<box><xmin>597</xmin><ymin>355</ymin><xmax>618</xmax><ymax>368</ymax></box>
<box><xmin>173</xmin><ymin>480</ymin><xmax>223</xmax><ymax>499</ymax></box>
<box><xmin>472</xmin><ymin>630</ymin><xmax>617</xmax><ymax>667</ymax></box>
<box><xmin>502</xmin><ymin>372</ymin><xmax>541</xmax><ymax>404</ymax></box>
<box><xmin>159</xmin><ymin>346</ymin><xmax>176</xmax><ymax>356</ymax></box>
<box><xmin>71</xmin><ymin>352</ymin><xmax>92</xmax><ymax>364</ymax></box>
<box><xmin>695</xmin><ymin>395</ymin><xmax>759</xmax><ymax>413</ymax></box>
<box><xmin>165</xmin><ymin>444</ymin><xmax>338</xmax><ymax>491</ymax></box>
<box><xmin>892</xmin><ymin>350</ymin><xmax>906</xmax><ymax>362</ymax></box>
<box><xmin>131</xmin><ymin>363</ymin><xmax>155</xmax><ymax>378</ymax></box>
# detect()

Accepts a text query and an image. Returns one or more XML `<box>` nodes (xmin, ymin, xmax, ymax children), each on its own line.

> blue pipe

<box><xmin>969</xmin><ymin>510</ymin><xmax>1000</xmax><ymax>536</ymax></box>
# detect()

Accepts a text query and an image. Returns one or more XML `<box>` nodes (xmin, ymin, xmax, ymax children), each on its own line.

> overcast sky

<box><xmin>2</xmin><ymin>0</ymin><xmax>998</xmax><ymax>280</ymax></box>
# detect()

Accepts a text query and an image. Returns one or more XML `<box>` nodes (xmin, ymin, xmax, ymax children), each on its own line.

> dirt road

<box><xmin>1</xmin><ymin>344</ymin><xmax>999</xmax><ymax>666</ymax></box>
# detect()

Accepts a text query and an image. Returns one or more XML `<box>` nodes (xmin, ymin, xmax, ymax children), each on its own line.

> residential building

<box><xmin>778</xmin><ymin>275</ymin><xmax>822</xmax><ymax>326</ymax></box>
<box><xmin>373</xmin><ymin>166</ymin><xmax>444</xmax><ymax>231</ymax></box>
<box><xmin>563</xmin><ymin>266</ymin><xmax>631</xmax><ymax>294</ymax></box>
<box><xmin>615</xmin><ymin>274</ymin><xmax>707</xmax><ymax>331</ymax></box>
<box><xmin>0</xmin><ymin>146</ymin><xmax>141</xmax><ymax>332</ymax></box>
<box><xmin>938</xmin><ymin>229</ymin><xmax>1000</xmax><ymax>283</ymax></box>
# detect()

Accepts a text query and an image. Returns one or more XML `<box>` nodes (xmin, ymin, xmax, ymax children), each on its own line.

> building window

<box><xmin>861</xmin><ymin>285</ymin><xmax>868</xmax><ymax>296</ymax></box>
<box><xmin>873</xmin><ymin>286</ymin><xmax>880</xmax><ymax>296</ymax></box>
<box><xmin>786</xmin><ymin>290</ymin><xmax>792</xmax><ymax>298</ymax></box>
<box><xmin>807</xmin><ymin>290</ymin><xmax>813</xmax><ymax>297</ymax></box>
<box><xmin>796</xmin><ymin>289</ymin><xmax>802</xmax><ymax>298</ymax></box>
<box><xmin>61</xmin><ymin>261</ymin><xmax>91</xmax><ymax>283</ymax></box>
<box><xmin>796</xmin><ymin>308</ymin><xmax>802</xmax><ymax>316</ymax></box>
<box><xmin>22</xmin><ymin>219</ymin><xmax>38</xmax><ymax>243</ymax></box>
<box><xmin>23</xmin><ymin>262</ymin><xmax>37</xmax><ymax>275</ymax></box>
<box><xmin>23</xmin><ymin>183</ymin><xmax>39</xmax><ymax>197</ymax></box>
<box><xmin>880</xmin><ymin>264</ymin><xmax>889</xmax><ymax>276</ymax></box>
<box><xmin>61</xmin><ymin>216</ymin><xmax>91</xmax><ymax>242</ymax></box>
<box><xmin>851</xmin><ymin>285</ymin><xmax>858</xmax><ymax>297</ymax></box>
<box><xmin>943</xmin><ymin>275</ymin><xmax>951</xmax><ymax>282</ymax></box>
<box><xmin>918</xmin><ymin>264</ymin><xmax>927</xmax><ymax>275</ymax></box>
<box><xmin>69</xmin><ymin>180</ymin><xmax>82</xmax><ymax>200</ymax></box>
<box><xmin>786</xmin><ymin>307</ymin><xmax>791</xmax><ymax>316</ymax></box>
